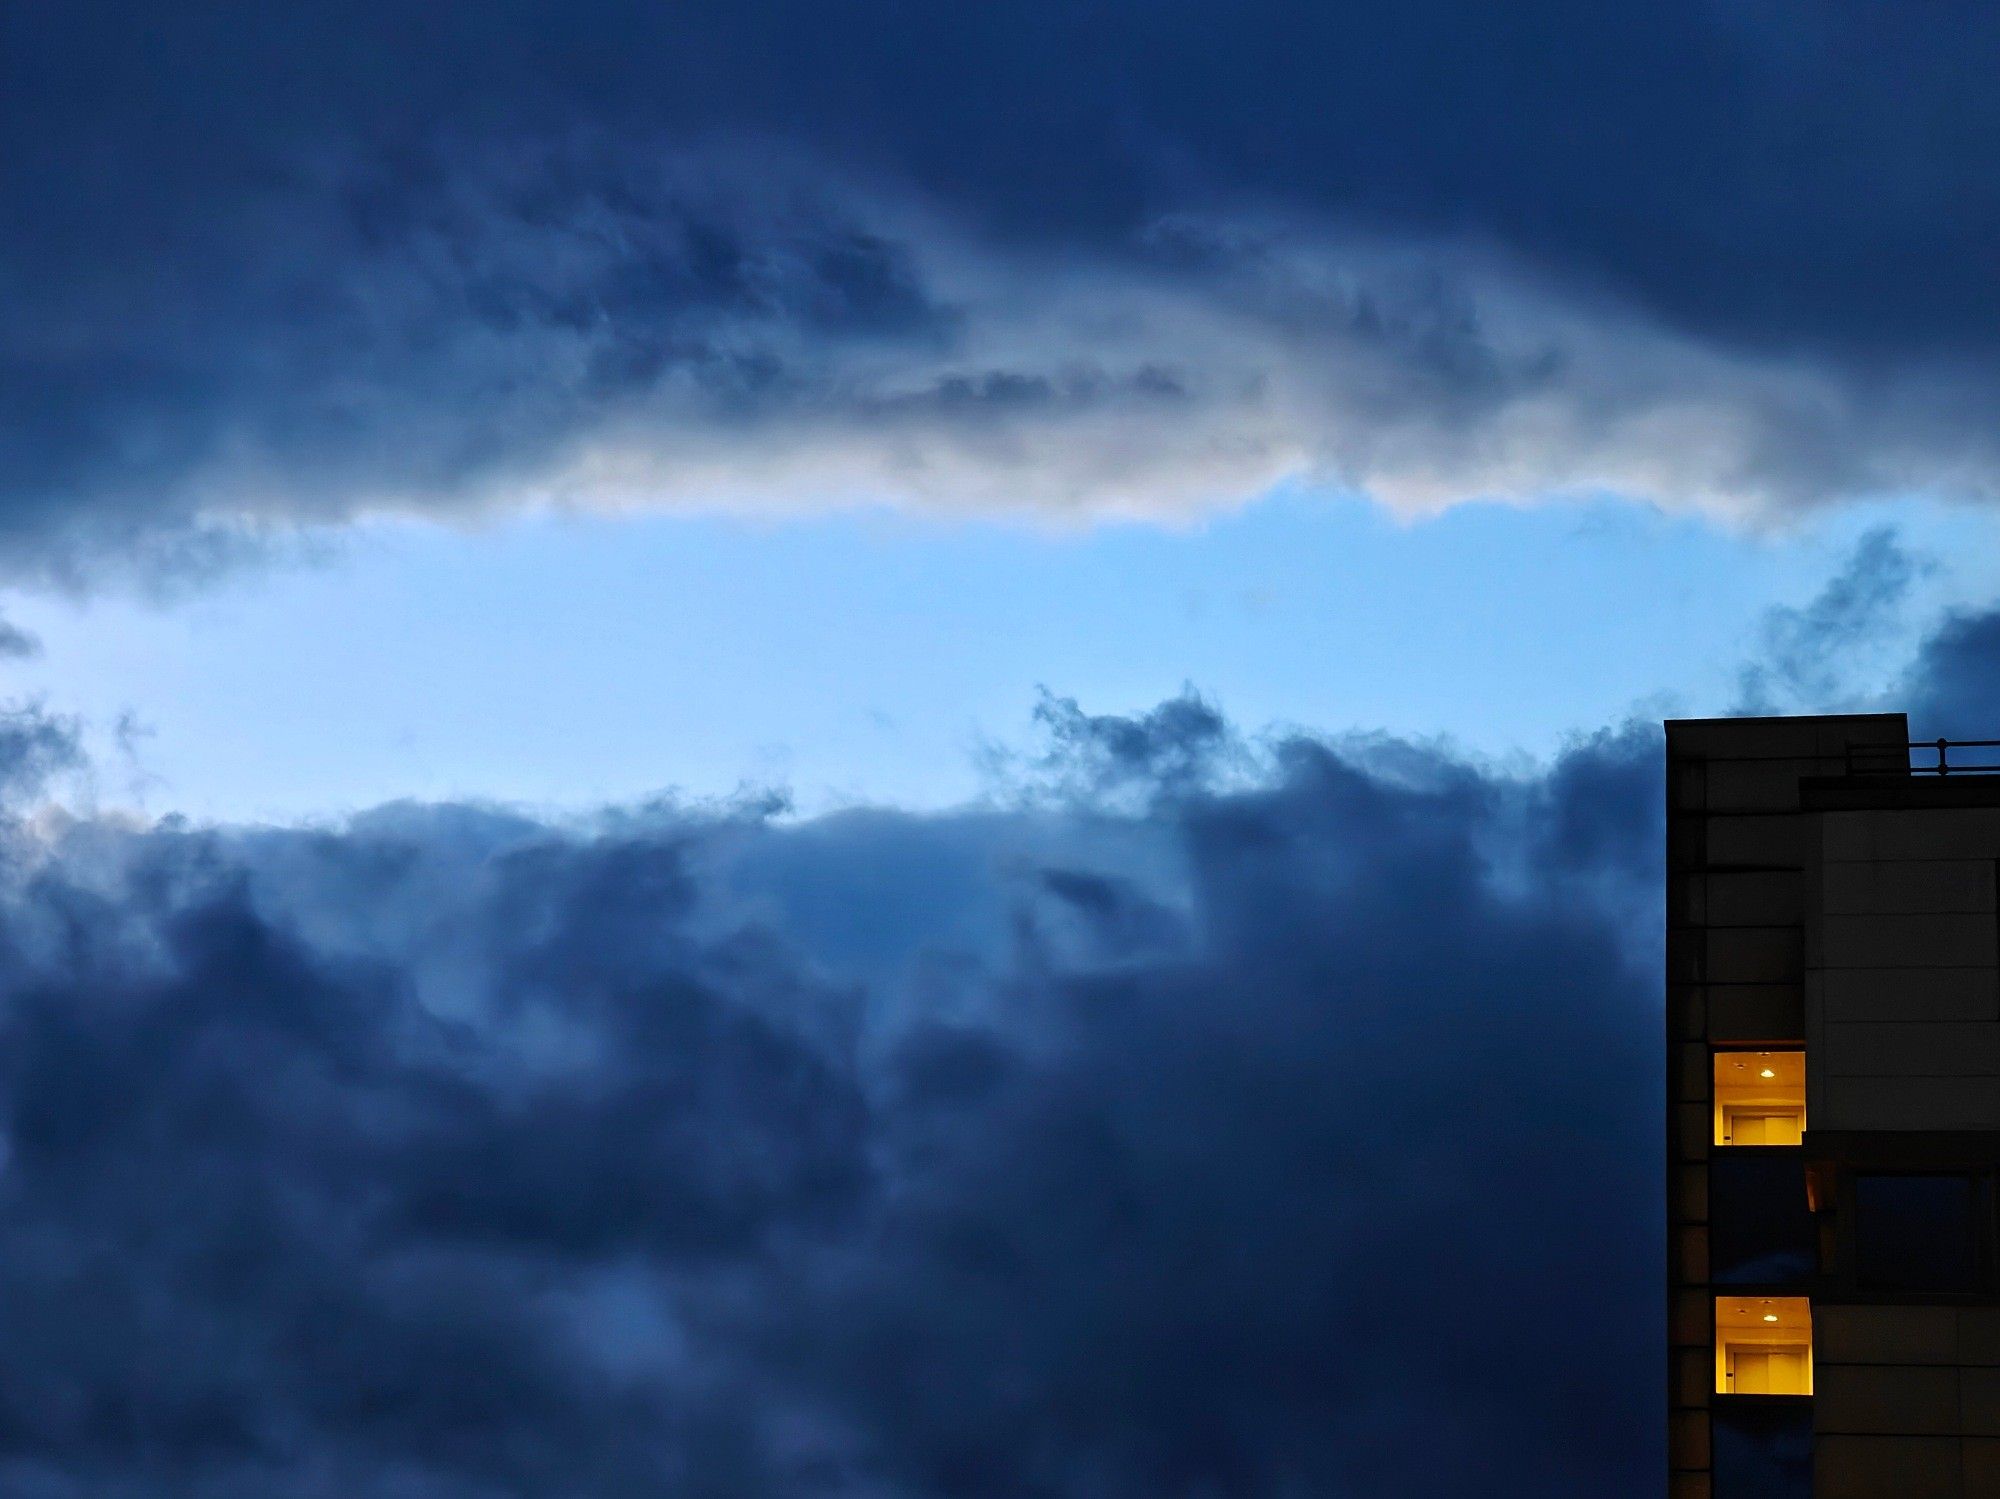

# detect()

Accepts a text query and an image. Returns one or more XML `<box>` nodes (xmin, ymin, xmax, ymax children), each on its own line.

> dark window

<box><xmin>1711</xmin><ymin>1154</ymin><xmax>1816</xmax><ymax>1286</ymax></box>
<box><xmin>1854</xmin><ymin>1174</ymin><xmax>1991</xmax><ymax>1293</ymax></box>
<box><xmin>1713</xmin><ymin>1400</ymin><xmax>1811</xmax><ymax>1499</ymax></box>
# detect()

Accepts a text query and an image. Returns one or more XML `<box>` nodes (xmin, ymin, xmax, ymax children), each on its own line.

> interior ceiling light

<box><xmin>1763</xmin><ymin>1313</ymin><xmax>1779</xmax><ymax>1323</ymax></box>
<box><xmin>1760</xmin><ymin>1069</ymin><xmax>1776</xmax><ymax>1078</ymax></box>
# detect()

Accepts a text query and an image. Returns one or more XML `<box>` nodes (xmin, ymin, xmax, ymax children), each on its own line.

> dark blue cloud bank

<box><xmin>0</xmin><ymin>688</ymin><xmax>1664</xmax><ymax>1498</ymax></box>
<box><xmin>10</xmin><ymin>2</ymin><xmax>2000</xmax><ymax>571</ymax></box>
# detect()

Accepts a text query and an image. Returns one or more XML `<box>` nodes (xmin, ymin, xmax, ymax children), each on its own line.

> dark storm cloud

<box><xmin>9</xmin><ymin>2</ymin><xmax>2000</xmax><ymax>567</ymax></box>
<box><xmin>16</xmin><ymin>0</ymin><xmax>2000</xmax><ymax>351</ymax></box>
<box><xmin>1902</xmin><ymin>607</ymin><xmax>2000</xmax><ymax>738</ymax></box>
<box><xmin>0</xmin><ymin>696</ymin><xmax>1664</xmax><ymax>1497</ymax></box>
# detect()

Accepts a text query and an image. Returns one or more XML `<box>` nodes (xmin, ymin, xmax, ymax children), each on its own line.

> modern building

<box><xmin>1667</xmin><ymin>713</ymin><xmax>2000</xmax><ymax>1498</ymax></box>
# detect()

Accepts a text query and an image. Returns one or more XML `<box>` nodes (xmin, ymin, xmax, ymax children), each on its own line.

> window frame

<box><xmin>1848</xmin><ymin>1170</ymin><xmax>1998</xmax><ymax>1297</ymax></box>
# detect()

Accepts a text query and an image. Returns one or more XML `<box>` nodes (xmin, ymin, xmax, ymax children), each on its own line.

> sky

<box><xmin>9</xmin><ymin>491</ymin><xmax>1997</xmax><ymax>822</ymax></box>
<box><xmin>7</xmin><ymin>3</ymin><xmax>2000</xmax><ymax>1495</ymax></box>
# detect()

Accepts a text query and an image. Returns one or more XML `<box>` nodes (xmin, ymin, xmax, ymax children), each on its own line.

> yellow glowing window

<box><xmin>1714</xmin><ymin>1050</ymin><xmax>1805</xmax><ymax>1146</ymax></box>
<box><xmin>1716</xmin><ymin>1296</ymin><xmax>1812</xmax><ymax>1395</ymax></box>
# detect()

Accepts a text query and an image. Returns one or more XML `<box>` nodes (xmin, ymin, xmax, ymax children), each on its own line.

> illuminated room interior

<box><xmin>1713</xmin><ymin>1050</ymin><xmax>1806</xmax><ymax>1146</ymax></box>
<box><xmin>1715</xmin><ymin>1296</ymin><xmax>1813</xmax><ymax>1396</ymax></box>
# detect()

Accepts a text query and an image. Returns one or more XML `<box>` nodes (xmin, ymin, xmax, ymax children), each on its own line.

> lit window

<box><xmin>1714</xmin><ymin>1051</ymin><xmax>1806</xmax><ymax>1146</ymax></box>
<box><xmin>1716</xmin><ymin>1296</ymin><xmax>1812</xmax><ymax>1396</ymax></box>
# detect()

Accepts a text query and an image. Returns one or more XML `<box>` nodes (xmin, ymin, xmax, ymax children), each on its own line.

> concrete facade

<box><xmin>1667</xmin><ymin>713</ymin><xmax>2000</xmax><ymax>1498</ymax></box>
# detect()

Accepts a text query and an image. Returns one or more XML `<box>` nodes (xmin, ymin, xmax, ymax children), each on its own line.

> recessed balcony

<box><xmin>1714</xmin><ymin>1050</ymin><xmax>1806</xmax><ymax>1147</ymax></box>
<box><xmin>1716</xmin><ymin>1296</ymin><xmax>1812</xmax><ymax>1397</ymax></box>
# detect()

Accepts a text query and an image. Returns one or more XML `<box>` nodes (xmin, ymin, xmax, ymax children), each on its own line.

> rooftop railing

<box><xmin>1846</xmin><ymin>739</ymin><xmax>2000</xmax><ymax>777</ymax></box>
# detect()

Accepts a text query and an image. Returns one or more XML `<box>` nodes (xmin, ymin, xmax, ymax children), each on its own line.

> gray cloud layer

<box><xmin>10</xmin><ymin>4</ymin><xmax>2000</xmax><ymax>571</ymax></box>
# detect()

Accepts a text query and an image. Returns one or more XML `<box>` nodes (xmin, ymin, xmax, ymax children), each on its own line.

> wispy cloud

<box><xmin>1736</xmin><ymin>527</ymin><xmax>1933</xmax><ymax>712</ymax></box>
